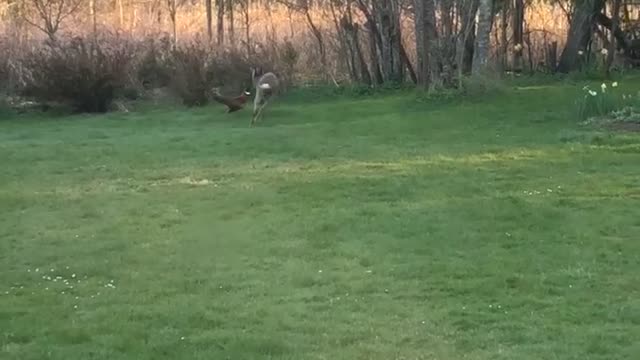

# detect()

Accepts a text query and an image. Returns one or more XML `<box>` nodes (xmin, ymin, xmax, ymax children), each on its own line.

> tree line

<box><xmin>1</xmin><ymin>0</ymin><xmax>639</xmax><ymax>90</ymax></box>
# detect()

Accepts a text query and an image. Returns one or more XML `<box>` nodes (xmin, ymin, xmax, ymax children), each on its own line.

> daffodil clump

<box><xmin>578</xmin><ymin>81</ymin><xmax>640</xmax><ymax>124</ymax></box>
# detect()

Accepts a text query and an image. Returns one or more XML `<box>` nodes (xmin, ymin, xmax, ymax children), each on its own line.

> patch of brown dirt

<box><xmin>604</xmin><ymin>121</ymin><xmax>640</xmax><ymax>132</ymax></box>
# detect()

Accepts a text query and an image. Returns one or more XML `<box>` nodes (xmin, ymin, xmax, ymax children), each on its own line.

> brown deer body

<box><xmin>251</xmin><ymin>67</ymin><xmax>280</xmax><ymax>126</ymax></box>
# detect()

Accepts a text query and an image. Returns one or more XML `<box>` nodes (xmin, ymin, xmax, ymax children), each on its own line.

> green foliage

<box><xmin>608</xmin><ymin>105</ymin><xmax>640</xmax><ymax>123</ymax></box>
<box><xmin>576</xmin><ymin>81</ymin><xmax>639</xmax><ymax>121</ymax></box>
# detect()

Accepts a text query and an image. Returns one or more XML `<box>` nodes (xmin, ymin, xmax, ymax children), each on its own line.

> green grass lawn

<box><xmin>1</xmin><ymin>79</ymin><xmax>639</xmax><ymax>360</ymax></box>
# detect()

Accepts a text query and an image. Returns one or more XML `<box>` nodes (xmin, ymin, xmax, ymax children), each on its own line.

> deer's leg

<box><xmin>255</xmin><ymin>101</ymin><xmax>268</xmax><ymax>122</ymax></box>
<box><xmin>251</xmin><ymin>104</ymin><xmax>263</xmax><ymax>126</ymax></box>
<box><xmin>251</xmin><ymin>91</ymin><xmax>263</xmax><ymax>127</ymax></box>
<box><xmin>251</xmin><ymin>103</ymin><xmax>266</xmax><ymax>126</ymax></box>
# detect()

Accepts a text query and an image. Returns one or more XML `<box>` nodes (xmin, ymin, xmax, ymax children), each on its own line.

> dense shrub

<box><xmin>20</xmin><ymin>37</ymin><xmax>134</xmax><ymax>113</ymax></box>
<box><xmin>137</xmin><ymin>36</ymin><xmax>173</xmax><ymax>89</ymax></box>
<box><xmin>168</xmin><ymin>42</ymin><xmax>212</xmax><ymax>106</ymax></box>
<box><xmin>167</xmin><ymin>40</ymin><xmax>280</xmax><ymax>106</ymax></box>
<box><xmin>1</xmin><ymin>32</ymin><xmax>291</xmax><ymax>113</ymax></box>
<box><xmin>0</xmin><ymin>55</ymin><xmax>7</xmax><ymax>92</ymax></box>
<box><xmin>0</xmin><ymin>36</ymin><xmax>12</xmax><ymax>93</ymax></box>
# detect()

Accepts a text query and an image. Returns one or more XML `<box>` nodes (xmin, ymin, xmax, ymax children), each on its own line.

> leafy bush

<box><xmin>20</xmin><ymin>37</ymin><xmax>134</xmax><ymax>113</ymax></box>
<box><xmin>576</xmin><ymin>82</ymin><xmax>634</xmax><ymax>121</ymax></box>
<box><xmin>609</xmin><ymin>105</ymin><xmax>640</xmax><ymax>123</ymax></box>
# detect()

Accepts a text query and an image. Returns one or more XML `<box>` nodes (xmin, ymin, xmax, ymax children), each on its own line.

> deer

<box><xmin>250</xmin><ymin>67</ymin><xmax>280</xmax><ymax>126</ymax></box>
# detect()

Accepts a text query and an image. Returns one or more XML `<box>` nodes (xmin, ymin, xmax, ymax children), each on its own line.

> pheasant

<box><xmin>211</xmin><ymin>88</ymin><xmax>251</xmax><ymax>113</ymax></box>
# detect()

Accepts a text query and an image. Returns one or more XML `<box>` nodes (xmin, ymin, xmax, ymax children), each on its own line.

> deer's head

<box><xmin>250</xmin><ymin>66</ymin><xmax>264</xmax><ymax>85</ymax></box>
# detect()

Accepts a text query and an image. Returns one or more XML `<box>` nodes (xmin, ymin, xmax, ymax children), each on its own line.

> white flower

<box><xmin>514</xmin><ymin>43</ymin><xmax>523</xmax><ymax>52</ymax></box>
<box><xmin>623</xmin><ymin>94</ymin><xmax>627</xmax><ymax>100</ymax></box>
<box><xmin>612</xmin><ymin>82</ymin><xmax>618</xmax><ymax>88</ymax></box>
<box><xmin>601</xmin><ymin>83</ymin><xmax>607</xmax><ymax>92</ymax></box>
<box><xmin>578</xmin><ymin>50</ymin><xmax>584</xmax><ymax>56</ymax></box>
<box><xmin>601</xmin><ymin>48</ymin><xmax>609</xmax><ymax>56</ymax></box>
<box><xmin>589</xmin><ymin>90</ymin><xmax>597</xmax><ymax>97</ymax></box>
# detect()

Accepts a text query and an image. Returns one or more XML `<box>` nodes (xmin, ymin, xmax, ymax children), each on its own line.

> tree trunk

<box><xmin>500</xmin><ymin>1</ymin><xmax>509</xmax><ymax>70</ymax></box>
<box><xmin>90</xmin><ymin>0</ymin><xmax>97</xmax><ymax>43</ymax></box>
<box><xmin>424</xmin><ymin>0</ymin><xmax>440</xmax><ymax>88</ymax></box>
<box><xmin>206</xmin><ymin>0</ymin><xmax>213</xmax><ymax>42</ymax></box>
<box><xmin>216</xmin><ymin>0</ymin><xmax>224</xmax><ymax>46</ymax></box>
<box><xmin>512</xmin><ymin>0</ymin><xmax>524</xmax><ymax>71</ymax></box>
<box><xmin>365</xmin><ymin>20</ymin><xmax>384</xmax><ymax>85</ymax></box>
<box><xmin>304</xmin><ymin>9</ymin><xmax>327</xmax><ymax>78</ymax></box>
<box><xmin>331</xmin><ymin>3</ymin><xmax>355</xmax><ymax>81</ymax></box>
<box><xmin>440</xmin><ymin>0</ymin><xmax>456</xmax><ymax>77</ymax></box>
<box><xmin>374</xmin><ymin>0</ymin><xmax>403</xmax><ymax>82</ymax></box>
<box><xmin>472</xmin><ymin>0</ymin><xmax>494</xmax><ymax>74</ymax></box>
<box><xmin>414</xmin><ymin>0</ymin><xmax>427</xmax><ymax>86</ymax></box>
<box><xmin>441</xmin><ymin>0</ymin><xmax>453</xmax><ymax>39</ymax></box>
<box><xmin>457</xmin><ymin>0</ymin><xmax>479</xmax><ymax>75</ymax></box>
<box><xmin>557</xmin><ymin>0</ymin><xmax>605</xmax><ymax>73</ymax></box>
<box><xmin>168</xmin><ymin>0</ymin><xmax>177</xmax><ymax>49</ymax></box>
<box><xmin>596</xmin><ymin>13</ymin><xmax>628</xmax><ymax>50</ymax></box>
<box><xmin>243</xmin><ymin>0</ymin><xmax>250</xmax><ymax>55</ymax></box>
<box><xmin>400</xmin><ymin>43</ymin><xmax>417</xmax><ymax>84</ymax></box>
<box><xmin>545</xmin><ymin>41</ymin><xmax>558</xmax><ymax>72</ymax></box>
<box><xmin>227</xmin><ymin>0</ymin><xmax>235</xmax><ymax>46</ymax></box>
<box><xmin>118</xmin><ymin>0</ymin><xmax>125</xmax><ymax>28</ymax></box>
<box><xmin>415</xmin><ymin>0</ymin><xmax>441</xmax><ymax>88</ymax></box>
<box><xmin>605</xmin><ymin>0</ymin><xmax>621</xmax><ymax>75</ymax></box>
<box><xmin>341</xmin><ymin>14</ymin><xmax>372</xmax><ymax>85</ymax></box>
<box><xmin>356</xmin><ymin>0</ymin><xmax>384</xmax><ymax>84</ymax></box>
